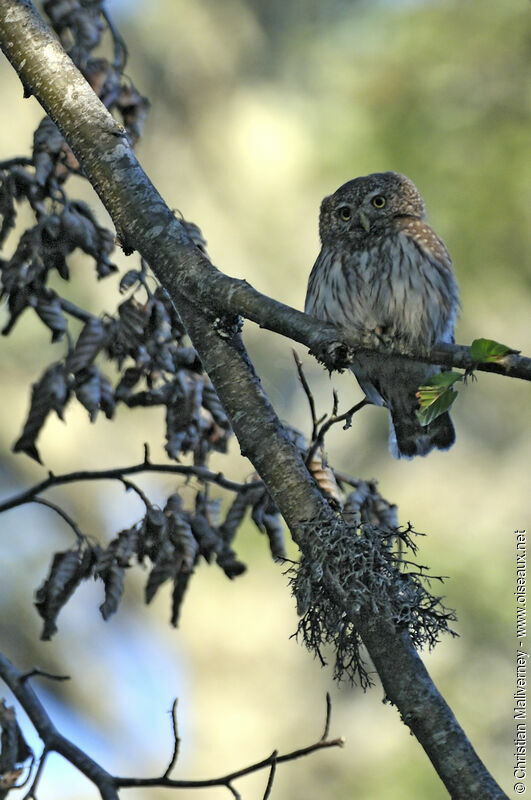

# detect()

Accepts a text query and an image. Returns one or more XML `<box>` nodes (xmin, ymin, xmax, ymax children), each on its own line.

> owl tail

<box><xmin>389</xmin><ymin>409</ymin><xmax>455</xmax><ymax>459</ymax></box>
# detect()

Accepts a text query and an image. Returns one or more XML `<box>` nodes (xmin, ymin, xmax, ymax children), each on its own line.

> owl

<box><xmin>305</xmin><ymin>172</ymin><xmax>459</xmax><ymax>459</ymax></box>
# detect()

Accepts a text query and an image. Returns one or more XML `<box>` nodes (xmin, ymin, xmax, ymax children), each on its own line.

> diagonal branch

<box><xmin>0</xmin><ymin>652</ymin><xmax>118</xmax><ymax>800</ymax></box>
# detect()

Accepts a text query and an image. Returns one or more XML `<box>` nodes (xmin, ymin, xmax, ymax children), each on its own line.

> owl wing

<box><xmin>396</xmin><ymin>217</ymin><xmax>452</xmax><ymax>271</ymax></box>
<box><xmin>396</xmin><ymin>218</ymin><xmax>459</xmax><ymax>343</ymax></box>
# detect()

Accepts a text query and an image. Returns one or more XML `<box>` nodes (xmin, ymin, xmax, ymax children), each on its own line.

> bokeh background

<box><xmin>1</xmin><ymin>0</ymin><xmax>530</xmax><ymax>797</ymax></box>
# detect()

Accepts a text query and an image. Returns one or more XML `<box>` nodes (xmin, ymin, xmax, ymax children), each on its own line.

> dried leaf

<box><xmin>0</xmin><ymin>699</ymin><xmax>32</xmax><ymax>777</ymax></box>
<box><xmin>307</xmin><ymin>453</ymin><xmax>343</xmax><ymax>506</ymax></box>
<box><xmin>66</xmin><ymin>317</ymin><xmax>107</xmax><ymax>374</ymax></box>
<box><xmin>262</xmin><ymin>514</ymin><xmax>287</xmax><ymax>560</ymax></box>
<box><xmin>115</xmin><ymin>366</ymin><xmax>144</xmax><ymax>399</ymax></box>
<box><xmin>119</xmin><ymin>269</ymin><xmax>142</xmax><ymax>293</ymax></box>
<box><xmin>34</xmin><ymin>546</ymin><xmax>94</xmax><ymax>639</ymax></box>
<box><xmin>75</xmin><ymin>366</ymin><xmax>101</xmax><ymax>421</ymax></box>
<box><xmin>216</xmin><ymin>546</ymin><xmax>247</xmax><ymax>579</ymax></box>
<box><xmin>219</xmin><ymin>489</ymin><xmax>254</xmax><ymax>544</ymax></box>
<box><xmin>99</xmin><ymin>563</ymin><xmax>125</xmax><ymax>620</ymax></box>
<box><xmin>190</xmin><ymin>514</ymin><xmax>220</xmax><ymax>563</ymax></box>
<box><xmin>13</xmin><ymin>363</ymin><xmax>70</xmax><ymax>463</ymax></box>
<box><xmin>35</xmin><ymin>289</ymin><xmax>67</xmax><ymax>342</ymax></box>
<box><xmin>145</xmin><ymin>541</ymin><xmax>180</xmax><ymax>604</ymax></box>
<box><xmin>171</xmin><ymin>571</ymin><xmax>191</xmax><ymax>627</ymax></box>
<box><xmin>99</xmin><ymin>373</ymin><xmax>116</xmax><ymax>419</ymax></box>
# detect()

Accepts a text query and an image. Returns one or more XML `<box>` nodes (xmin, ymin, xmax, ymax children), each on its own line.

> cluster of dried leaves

<box><xmin>34</xmin><ymin>473</ymin><xmax>291</xmax><ymax>640</ymax></box>
<box><xmin>0</xmin><ymin>0</ymin><xmax>289</xmax><ymax>638</ymax></box>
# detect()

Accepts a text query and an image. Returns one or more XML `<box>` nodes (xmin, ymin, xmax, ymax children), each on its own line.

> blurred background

<box><xmin>0</xmin><ymin>0</ymin><xmax>530</xmax><ymax>797</ymax></box>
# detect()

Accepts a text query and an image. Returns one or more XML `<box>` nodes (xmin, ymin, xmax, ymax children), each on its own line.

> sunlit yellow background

<box><xmin>1</xmin><ymin>1</ymin><xmax>530</xmax><ymax>797</ymax></box>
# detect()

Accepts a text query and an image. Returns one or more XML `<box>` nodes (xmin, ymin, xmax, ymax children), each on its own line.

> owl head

<box><xmin>318</xmin><ymin>172</ymin><xmax>426</xmax><ymax>244</ymax></box>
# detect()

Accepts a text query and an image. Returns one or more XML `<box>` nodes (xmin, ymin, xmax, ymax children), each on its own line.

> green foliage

<box><xmin>470</xmin><ymin>337</ymin><xmax>518</xmax><ymax>363</ymax></box>
<box><xmin>416</xmin><ymin>371</ymin><xmax>462</xmax><ymax>427</ymax></box>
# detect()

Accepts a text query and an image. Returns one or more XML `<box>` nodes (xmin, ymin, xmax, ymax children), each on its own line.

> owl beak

<box><xmin>359</xmin><ymin>210</ymin><xmax>371</xmax><ymax>233</ymax></box>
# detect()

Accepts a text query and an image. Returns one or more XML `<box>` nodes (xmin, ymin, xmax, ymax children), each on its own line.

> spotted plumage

<box><xmin>305</xmin><ymin>171</ymin><xmax>459</xmax><ymax>458</ymax></box>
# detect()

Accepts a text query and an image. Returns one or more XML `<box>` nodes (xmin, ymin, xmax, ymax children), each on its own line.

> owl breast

<box><xmin>305</xmin><ymin>231</ymin><xmax>456</xmax><ymax>348</ymax></box>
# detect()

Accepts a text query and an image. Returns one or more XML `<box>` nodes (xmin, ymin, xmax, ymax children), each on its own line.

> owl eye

<box><xmin>338</xmin><ymin>206</ymin><xmax>351</xmax><ymax>221</ymax></box>
<box><xmin>371</xmin><ymin>195</ymin><xmax>386</xmax><ymax>209</ymax></box>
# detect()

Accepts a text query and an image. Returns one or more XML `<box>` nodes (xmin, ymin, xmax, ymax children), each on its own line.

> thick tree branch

<box><xmin>0</xmin><ymin>4</ymin><xmax>511</xmax><ymax>799</ymax></box>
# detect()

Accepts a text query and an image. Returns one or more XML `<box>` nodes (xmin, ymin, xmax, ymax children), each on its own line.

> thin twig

<box><xmin>333</xmin><ymin>469</ymin><xmax>361</xmax><ymax>488</ymax></box>
<box><xmin>115</xmin><ymin>732</ymin><xmax>344</xmax><ymax>790</ymax></box>
<box><xmin>22</xmin><ymin>749</ymin><xmax>46</xmax><ymax>800</ymax></box>
<box><xmin>115</xmin><ymin>735</ymin><xmax>344</xmax><ymax>790</ymax></box>
<box><xmin>0</xmin><ymin>652</ymin><xmax>118</xmax><ymax>800</ymax></box>
<box><xmin>162</xmin><ymin>699</ymin><xmax>180</xmax><ymax>778</ymax></box>
<box><xmin>293</xmin><ymin>350</ymin><xmax>318</xmax><ymax>438</ymax></box>
<box><xmin>31</xmin><ymin>497</ymin><xmax>84</xmax><ymax>541</ymax></box>
<box><xmin>262</xmin><ymin>751</ymin><xmax>278</xmax><ymax>800</ymax></box>
<box><xmin>0</xmin><ymin>156</ymin><xmax>33</xmax><ymax>169</ymax></box>
<box><xmin>321</xmin><ymin>692</ymin><xmax>332</xmax><ymax>741</ymax></box>
<box><xmin>120</xmin><ymin>477</ymin><xmax>151</xmax><ymax>509</ymax></box>
<box><xmin>19</xmin><ymin>669</ymin><xmax>71</xmax><ymax>684</ymax></box>
<box><xmin>306</xmin><ymin>398</ymin><xmax>369</xmax><ymax>467</ymax></box>
<box><xmin>0</xmin><ymin>461</ymin><xmax>261</xmax><ymax>515</ymax></box>
<box><xmin>101</xmin><ymin>6</ymin><xmax>128</xmax><ymax>70</ymax></box>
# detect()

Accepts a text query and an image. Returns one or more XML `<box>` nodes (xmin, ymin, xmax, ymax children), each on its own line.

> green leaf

<box><xmin>470</xmin><ymin>337</ymin><xmax>518</xmax><ymax>363</ymax></box>
<box><xmin>416</xmin><ymin>388</ymin><xmax>458</xmax><ymax>427</ymax></box>
<box><xmin>423</xmin><ymin>370</ymin><xmax>463</xmax><ymax>388</ymax></box>
<box><xmin>416</xmin><ymin>372</ymin><xmax>462</xmax><ymax>427</ymax></box>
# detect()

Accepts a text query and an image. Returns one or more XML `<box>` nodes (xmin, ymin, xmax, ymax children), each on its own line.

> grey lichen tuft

<box><xmin>289</xmin><ymin>509</ymin><xmax>457</xmax><ymax>688</ymax></box>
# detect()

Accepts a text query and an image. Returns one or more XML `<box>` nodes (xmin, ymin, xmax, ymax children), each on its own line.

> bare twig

<box><xmin>322</xmin><ymin>692</ymin><xmax>332</xmax><ymax>741</ymax></box>
<box><xmin>305</xmin><ymin>398</ymin><xmax>369</xmax><ymax>468</ymax></box>
<box><xmin>294</xmin><ymin>353</ymin><xmax>370</xmax><ymax>467</ymax></box>
<box><xmin>22</xmin><ymin>749</ymin><xmax>46</xmax><ymax>799</ymax></box>
<box><xmin>19</xmin><ymin>669</ymin><xmax>71</xmax><ymax>684</ymax></box>
<box><xmin>162</xmin><ymin>699</ymin><xmax>180</xmax><ymax>779</ymax></box>
<box><xmin>114</xmin><ymin>722</ymin><xmax>344</xmax><ymax>791</ymax></box>
<box><xmin>295</xmin><ymin>353</ymin><xmax>369</xmax><ymax>467</ymax></box>
<box><xmin>262</xmin><ymin>751</ymin><xmax>278</xmax><ymax>800</ymax></box>
<box><xmin>101</xmin><ymin>7</ymin><xmax>127</xmax><ymax>70</ymax></box>
<box><xmin>333</xmin><ymin>469</ymin><xmax>362</xmax><ymax>488</ymax></box>
<box><xmin>0</xmin><ymin>652</ymin><xmax>118</xmax><ymax>800</ymax></box>
<box><xmin>1</xmin><ymin>653</ymin><xmax>343</xmax><ymax>799</ymax></box>
<box><xmin>58</xmin><ymin>297</ymin><xmax>95</xmax><ymax>323</ymax></box>
<box><xmin>31</xmin><ymin>497</ymin><xmax>85</xmax><ymax>541</ymax></box>
<box><xmin>0</xmin><ymin>461</ymin><xmax>261</xmax><ymax>515</ymax></box>
<box><xmin>119</xmin><ymin>477</ymin><xmax>151</xmax><ymax>509</ymax></box>
<box><xmin>293</xmin><ymin>350</ymin><xmax>320</xmax><ymax>439</ymax></box>
<box><xmin>0</xmin><ymin>156</ymin><xmax>33</xmax><ymax>169</ymax></box>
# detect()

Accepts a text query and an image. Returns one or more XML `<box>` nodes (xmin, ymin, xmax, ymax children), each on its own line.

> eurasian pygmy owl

<box><xmin>305</xmin><ymin>172</ymin><xmax>459</xmax><ymax>458</ymax></box>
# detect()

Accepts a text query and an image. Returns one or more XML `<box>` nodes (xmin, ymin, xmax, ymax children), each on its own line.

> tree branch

<box><xmin>114</xmin><ymin>690</ymin><xmax>344</xmax><ymax>792</ymax></box>
<box><xmin>0</xmin><ymin>460</ymin><xmax>258</xmax><ymax>515</ymax></box>
<box><xmin>0</xmin><ymin>653</ymin><xmax>343</xmax><ymax>798</ymax></box>
<box><xmin>0</xmin><ymin>652</ymin><xmax>119</xmax><ymax>800</ymax></box>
